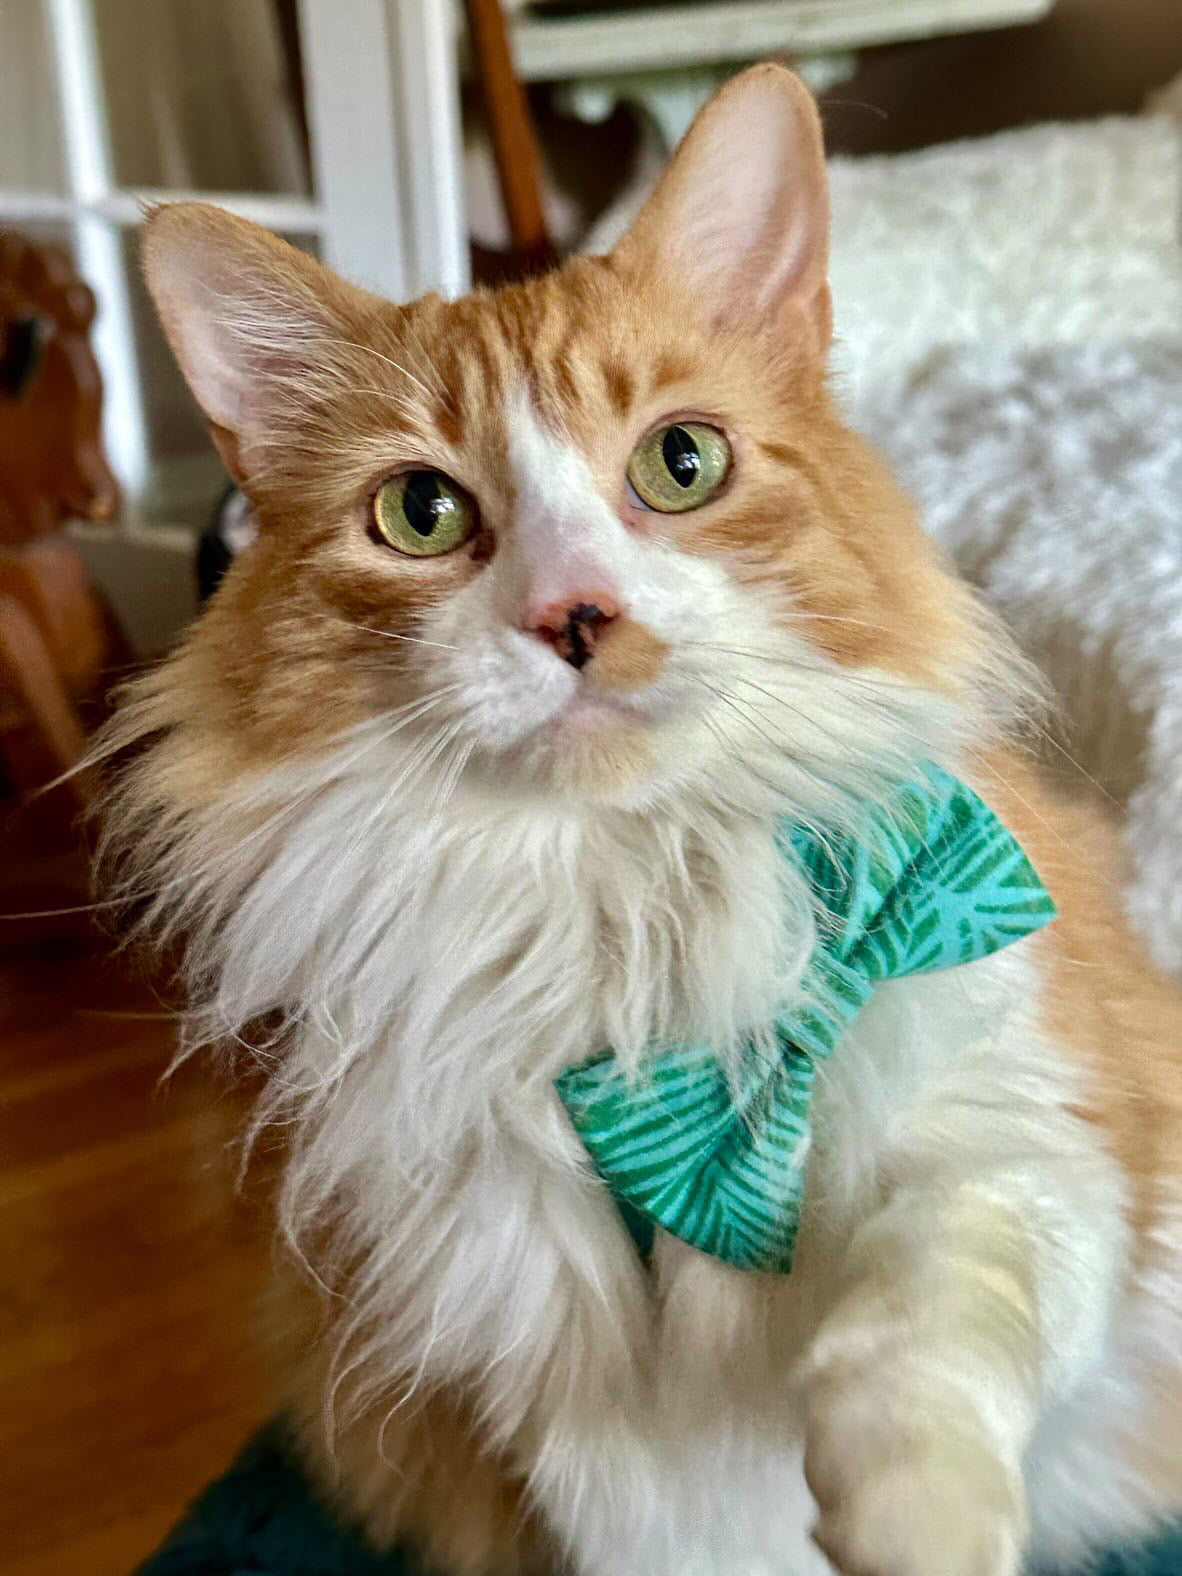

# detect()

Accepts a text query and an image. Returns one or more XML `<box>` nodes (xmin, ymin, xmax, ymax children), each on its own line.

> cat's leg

<box><xmin>799</xmin><ymin>1174</ymin><xmax>1121</xmax><ymax>1576</ymax></box>
<box><xmin>529</xmin><ymin>1420</ymin><xmax>835</xmax><ymax>1576</ymax></box>
<box><xmin>527</xmin><ymin>1240</ymin><xmax>833</xmax><ymax>1576</ymax></box>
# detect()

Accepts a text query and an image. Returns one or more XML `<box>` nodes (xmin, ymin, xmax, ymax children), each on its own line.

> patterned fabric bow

<box><xmin>554</xmin><ymin>764</ymin><xmax>1057</xmax><ymax>1274</ymax></box>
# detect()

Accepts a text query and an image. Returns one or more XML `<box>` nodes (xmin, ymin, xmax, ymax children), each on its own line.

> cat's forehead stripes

<box><xmin>411</xmin><ymin>261</ymin><xmax>657</xmax><ymax>459</ymax></box>
<box><xmin>599</xmin><ymin>358</ymin><xmax>636</xmax><ymax>420</ymax></box>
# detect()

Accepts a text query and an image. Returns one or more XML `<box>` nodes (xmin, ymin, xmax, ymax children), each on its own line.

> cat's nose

<box><xmin>526</xmin><ymin>595</ymin><xmax>619</xmax><ymax>671</ymax></box>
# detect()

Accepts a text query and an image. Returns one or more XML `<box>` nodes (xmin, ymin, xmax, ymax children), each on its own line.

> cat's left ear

<box><xmin>142</xmin><ymin>202</ymin><xmax>383</xmax><ymax>486</ymax></box>
<box><xmin>612</xmin><ymin>64</ymin><xmax>831</xmax><ymax>350</ymax></box>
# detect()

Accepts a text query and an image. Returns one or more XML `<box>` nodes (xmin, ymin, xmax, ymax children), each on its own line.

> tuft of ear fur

<box><xmin>613</xmin><ymin>63</ymin><xmax>831</xmax><ymax>348</ymax></box>
<box><xmin>142</xmin><ymin>202</ymin><xmax>382</xmax><ymax>483</ymax></box>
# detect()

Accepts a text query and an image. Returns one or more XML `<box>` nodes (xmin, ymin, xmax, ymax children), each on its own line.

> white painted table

<box><xmin>506</xmin><ymin>0</ymin><xmax>1057</xmax><ymax>146</ymax></box>
<box><xmin>509</xmin><ymin>0</ymin><xmax>1055</xmax><ymax>79</ymax></box>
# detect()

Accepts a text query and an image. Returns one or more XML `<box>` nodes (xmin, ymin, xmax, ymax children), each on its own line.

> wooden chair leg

<box><xmin>0</xmin><ymin>594</ymin><xmax>96</xmax><ymax>809</ymax></box>
<box><xmin>462</xmin><ymin>0</ymin><xmax>556</xmax><ymax>272</ymax></box>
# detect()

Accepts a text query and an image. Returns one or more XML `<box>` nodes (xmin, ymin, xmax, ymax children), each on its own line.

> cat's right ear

<box><xmin>142</xmin><ymin>202</ymin><xmax>370</xmax><ymax>484</ymax></box>
<box><xmin>612</xmin><ymin>64</ymin><xmax>831</xmax><ymax>351</ymax></box>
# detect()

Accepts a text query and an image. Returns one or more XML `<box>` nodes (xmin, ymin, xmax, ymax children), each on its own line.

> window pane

<box><xmin>0</xmin><ymin>4</ymin><xmax>67</xmax><ymax>194</ymax></box>
<box><xmin>95</xmin><ymin>0</ymin><xmax>310</xmax><ymax>195</ymax></box>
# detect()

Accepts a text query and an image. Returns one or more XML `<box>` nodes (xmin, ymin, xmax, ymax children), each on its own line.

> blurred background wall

<box><xmin>821</xmin><ymin>0</ymin><xmax>1182</xmax><ymax>152</ymax></box>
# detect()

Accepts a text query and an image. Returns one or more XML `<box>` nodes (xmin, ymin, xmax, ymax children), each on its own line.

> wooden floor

<box><xmin>0</xmin><ymin>933</ymin><xmax>273</xmax><ymax>1576</ymax></box>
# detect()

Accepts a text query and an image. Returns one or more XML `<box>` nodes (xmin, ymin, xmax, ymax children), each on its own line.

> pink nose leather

<box><xmin>526</xmin><ymin>594</ymin><xmax>620</xmax><ymax>670</ymax></box>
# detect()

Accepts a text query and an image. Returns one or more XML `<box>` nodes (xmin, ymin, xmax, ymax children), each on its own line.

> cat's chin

<box><xmin>471</xmin><ymin>700</ymin><xmax>681</xmax><ymax>807</ymax></box>
<box><xmin>536</xmin><ymin>712</ymin><xmax>661</xmax><ymax>801</ymax></box>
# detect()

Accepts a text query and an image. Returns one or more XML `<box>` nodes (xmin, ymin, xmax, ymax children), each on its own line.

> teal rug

<box><xmin>136</xmin><ymin>1421</ymin><xmax>1182</xmax><ymax>1576</ymax></box>
<box><xmin>135</xmin><ymin>1423</ymin><xmax>430</xmax><ymax>1576</ymax></box>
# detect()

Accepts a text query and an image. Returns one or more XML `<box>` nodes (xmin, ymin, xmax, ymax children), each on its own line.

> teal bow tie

<box><xmin>555</xmin><ymin>765</ymin><xmax>1057</xmax><ymax>1275</ymax></box>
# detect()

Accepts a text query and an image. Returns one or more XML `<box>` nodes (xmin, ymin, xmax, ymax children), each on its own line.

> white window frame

<box><xmin>0</xmin><ymin>0</ymin><xmax>469</xmax><ymax>528</ymax></box>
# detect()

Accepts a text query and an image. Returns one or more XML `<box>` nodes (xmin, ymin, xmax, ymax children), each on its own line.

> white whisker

<box><xmin>356</xmin><ymin>626</ymin><xmax>461</xmax><ymax>653</ymax></box>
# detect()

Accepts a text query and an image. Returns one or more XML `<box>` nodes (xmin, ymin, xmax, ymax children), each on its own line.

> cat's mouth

<box><xmin>519</xmin><ymin>687</ymin><xmax>665</xmax><ymax>800</ymax></box>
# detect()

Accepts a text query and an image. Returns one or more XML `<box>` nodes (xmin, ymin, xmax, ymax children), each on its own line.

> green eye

<box><xmin>627</xmin><ymin>422</ymin><xmax>731</xmax><ymax>513</ymax></box>
<box><xmin>372</xmin><ymin>470</ymin><xmax>477</xmax><ymax>557</ymax></box>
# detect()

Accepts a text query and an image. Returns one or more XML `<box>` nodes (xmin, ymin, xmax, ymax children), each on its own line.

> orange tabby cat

<box><xmin>103</xmin><ymin>65</ymin><xmax>1182</xmax><ymax>1576</ymax></box>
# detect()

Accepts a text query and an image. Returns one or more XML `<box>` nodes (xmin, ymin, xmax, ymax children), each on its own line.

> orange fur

<box><xmin>586</xmin><ymin>617</ymin><xmax>669</xmax><ymax>692</ymax></box>
<box><xmin>129</xmin><ymin>232</ymin><xmax>994</xmax><ymax>778</ymax></box>
<box><xmin>979</xmin><ymin>755</ymin><xmax>1182</xmax><ymax>1502</ymax></box>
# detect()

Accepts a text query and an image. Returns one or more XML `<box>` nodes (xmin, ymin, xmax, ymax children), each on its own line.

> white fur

<box><xmin>535</xmin><ymin>946</ymin><xmax>1130</xmax><ymax>1576</ymax></box>
<box><xmin>121</xmin><ymin>739</ymin><xmax>1170</xmax><ymax>1574</ymax></box>
<box><xmin>502</xmin><ymin>388</ymin><xmax>633</xmax><ymax>622</ymax></box>
<box><xmin>1026</xmin><ymin>1190</ymin><xmax>1182</xmax><ymax>1567</ymax></box>
<box><xmin>105</xmin><ymin>407</ymin><xmax>1178</xmax><ymax>1575</ymax></box>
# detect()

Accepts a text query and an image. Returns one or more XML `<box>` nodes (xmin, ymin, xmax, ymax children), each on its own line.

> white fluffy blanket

<box><xmin>862</xmin><ymin>339</ymin><xmax>1182</xmax><ymax>976</ymax></box>
<box><xmin>830</xmin><ymin>115</ymin><xmax>1182</xmax><ymax>974</ymax></box>
<box><xmin>828</xmin><ymin>117</ymin><xmax>1182</xmax><ymax>425</ymax></box>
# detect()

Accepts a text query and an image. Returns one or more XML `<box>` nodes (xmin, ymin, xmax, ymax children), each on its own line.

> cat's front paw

<box><xmin>805</xmin><ymin>1405</ymin><xmax>1027</xmax><ymax>1576</ymax></box>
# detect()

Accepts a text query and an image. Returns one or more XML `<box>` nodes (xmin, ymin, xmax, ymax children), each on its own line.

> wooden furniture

<box><xmin>463</xmin><ymin>0</ymin><xmax>556</xmax><ymax>273</ymax></box>
<box><xmin>0</xmin><ymin>231</ymin><xmax>122</xmax><ymax>808</ymax></box>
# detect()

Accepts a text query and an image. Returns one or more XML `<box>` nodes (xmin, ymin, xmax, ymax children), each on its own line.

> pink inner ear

<box><xmin>617</xmin><ymin>67</ymin><xmax>830</xmax><ymax>331</ymax></box>
<box><xmin>145</xmin><ymin>220</ymin><xmax>266</xmax><ymax>437</ymax></box>
<box><xmin>143</xmin><ymin>204</ymin><xmax>345</xmax><ymax>451</ymax></box>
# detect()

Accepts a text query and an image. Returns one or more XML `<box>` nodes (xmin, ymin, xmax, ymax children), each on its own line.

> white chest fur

<box><xmin>246</xmin><ymin>765</ymin><xmax>1133</xmax><ymax>1575</ymax></box>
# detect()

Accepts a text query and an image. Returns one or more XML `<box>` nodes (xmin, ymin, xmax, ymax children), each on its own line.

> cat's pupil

<box><xmin>403</xmin><ymin>471</ymin><xmax>452</xmax><ymax>537</ymax></box>
<box><xmin>662</xmin><ymin>425</ymin><xmax>701</xmax><ymax>489</ymax></box>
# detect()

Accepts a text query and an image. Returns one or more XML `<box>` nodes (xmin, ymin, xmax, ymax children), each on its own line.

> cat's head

<box><xmin>126</xmin><ymin>66</ymin><xmax>1009</xmax><ymax>838</ymax></box>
